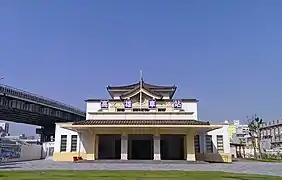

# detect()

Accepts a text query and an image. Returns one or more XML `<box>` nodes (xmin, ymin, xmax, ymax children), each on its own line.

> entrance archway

<box><xmin>128</xmin><ymin>134</ymin><xmax>153</xmax><ymax>160</ymax></box>
<box><xmin>160</xmin><ymin>134</ymin><xmax>184</xmax><ymax>160</ymax></box>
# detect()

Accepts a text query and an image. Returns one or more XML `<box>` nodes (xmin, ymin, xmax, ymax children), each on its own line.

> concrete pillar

<box><xmin>183</xmin><ymin>135</ymin><xmax>187</xmax><ymax>159</ymax></box>
<box><xmin>199</xmin><ymin>133</ymin><xmax>206</xmax><ymax>153</ymax></box>
<box><xmin>95</xmin><ymin>135</ymin><xmax>99</xmax><ymax>160</ymax></box>
<box><xmin>86</xmin><ymin>132</ymin><xmax>95</xmax><ymax>160</ymax></box>
<box><xmin>153</xmin><ymin>134</ymin><xmax>161</xmax><ymax>160</ymax></box>
<box><xmin>186</xmin><ymin>130</ymin><xmax>196</xmax><ymax>161</ymax></box>
<box><xmin>121</xmin><ymin>134</ymin><xmax>128</xmax><ymax>160</ymax></box>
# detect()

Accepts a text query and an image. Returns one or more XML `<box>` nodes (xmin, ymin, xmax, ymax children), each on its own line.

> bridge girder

<box><xmin>0</xmin><ymin>95</ymin><xmax>85</xmax><ymax>126</ymax></box>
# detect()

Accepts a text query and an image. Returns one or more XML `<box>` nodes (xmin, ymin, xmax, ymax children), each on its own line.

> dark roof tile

<box><xmin>107</xmin><ymin>80</ymin><xmax>176</xmax><ymax>90</ymax></box>
<box><xmin>73</xmin><ymin>120</ymin><xmax>210</xmax><ymax>126</ymax></box>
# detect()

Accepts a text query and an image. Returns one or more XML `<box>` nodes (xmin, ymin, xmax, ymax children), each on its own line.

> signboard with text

<box><xmin>124</xmin><ymin>100</ymin><xmax>132</xmax><ymax>108</ymax></box>
<box><xmin>148</xmin><ymin>100</ymin><xmax>156</xmax><ymax>108</ymax></box>
<box><xmin>100</xmin><ymin>100</ymin><xmax>109</xmax><ymax>109</ymax></box>
<box><xmin>173</xmin><ymin>100</ymin><xmax>182</xmax><ymax>109</ymax></box>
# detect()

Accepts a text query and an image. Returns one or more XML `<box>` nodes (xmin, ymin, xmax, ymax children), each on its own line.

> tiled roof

<box><xmin>72</xmin><ymin>120</ymin><xmax>210</xmax><ymax>126</ymax></box>
<box><xmin>107</xmin><ymin>80</ymin><xmax>177</xmax><ymax>90</ymax></box>
<box><xmin>120</xmin><ymin>85</ymin><xmax>163</xmax><ymax>98</ymax></box>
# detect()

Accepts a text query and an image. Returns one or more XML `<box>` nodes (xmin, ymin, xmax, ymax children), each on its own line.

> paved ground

<box><xmin>0</xmin><ymin>160</ymin><xmax>281</xmax><ymax>177</ymax></box>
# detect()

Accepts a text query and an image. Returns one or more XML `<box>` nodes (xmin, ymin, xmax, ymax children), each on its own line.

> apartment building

<box><xmin>260</xmin><ymin>119</ymin><xmax>282</xmax><ymax>150</ymax></box>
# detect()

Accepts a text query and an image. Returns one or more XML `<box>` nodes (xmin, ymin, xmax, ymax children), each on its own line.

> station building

<box><xmin>53</xmin><ymin>80</ymin><xmax>231</xmax><ymax>162</ymax></box>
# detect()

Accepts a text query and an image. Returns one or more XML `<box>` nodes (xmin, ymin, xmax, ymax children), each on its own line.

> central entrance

<box><xmin>128</xmin><ymin>134</ymin><xmax>153</xmax><ymax>160</ymax></box>
<box><xmin>160</xmin><ymin>134</ymin><xmax>185</xmax><ymax>160</ymax></box>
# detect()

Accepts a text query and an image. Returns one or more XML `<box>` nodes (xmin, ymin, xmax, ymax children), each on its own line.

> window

<box><xmin>194</xmin><ymin>135</ymin><xmax>200</xmax><ymax>153</ymax></box>
<box><xmin>158</xmin><ymin>108</ymin><xmax>166</xmax><ymax>112</ymax></box>
<box><xmin>117</xmin><ymin>108</ymin><xmax>125</xmax><ymax>112</ymax></box>
<box><xmin>71</xmin><ymin>135</ymin><xmax>78</xmax><ymax>152</ymax></box>
<box><xmin>205</xmin><ymin>135</ymin><xmax>213</xmax><ymax>153</ymax></box>
<box><xmin>217</xmin><ymin>135</ymin><xmax>224</xmax><ymax>153</ymax></box>
<box><xmin>60</xmin><ymin>135</ymin><xmax>67</xmax><ymax>152</ymax></box>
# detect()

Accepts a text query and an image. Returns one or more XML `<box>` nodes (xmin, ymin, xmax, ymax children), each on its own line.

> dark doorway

<box><xmin>98</xmin><ymin>134</ymin><xmax>121</xmax><ymax>159</ymax></box>
<box><xmin>131</xmin><ymin>140</ymin><xmax>152</xmax><ymax>159</ymax></box>
<box><xmin>161</xmin><ymin>135</ymin><xmax>184</xmax><ymax>160</ymax></box>
<box><xmin>114</xmin><ymin>139</ymin><xmax>121</xmax><ymax>159</ymax></box>
<box><xmin>128</xmin><ymin>134</ymin><xmax>153</xmax><ymax>160</ymax></box>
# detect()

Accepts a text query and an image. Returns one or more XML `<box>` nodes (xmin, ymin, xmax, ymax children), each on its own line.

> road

<box><xmin>0</xmin><ymin>160</ymin><xmax>281</xmax><ymax>177</ymax></box>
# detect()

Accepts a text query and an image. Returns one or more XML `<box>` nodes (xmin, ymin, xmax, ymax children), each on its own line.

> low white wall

<box><xmin>42</xmin><ymin>142</ymin><xmax>55</xmax><ymax>159</ymax></box>
<box><xmin>6</xmin><ymin>144</ymin><xmax>42</xmax><ymax>162</ymax></box>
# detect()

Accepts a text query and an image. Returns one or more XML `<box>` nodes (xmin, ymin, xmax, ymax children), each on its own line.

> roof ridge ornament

<box><xmin>139</xmin><ymin>70</ymin><xmax>142</xmax><ymax>109</ymax></box>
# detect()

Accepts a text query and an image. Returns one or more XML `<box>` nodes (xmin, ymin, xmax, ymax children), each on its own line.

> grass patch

<box><xmin>247</xmin><ymin>158</ymin><xmax>282</xmax><ymax>163</ymax></box>
<box><xmin>0</xmin><ymin>171</ymin><xmax>280</xmax><ymax>180</ymax></box>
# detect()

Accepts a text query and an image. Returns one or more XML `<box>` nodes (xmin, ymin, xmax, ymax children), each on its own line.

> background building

<box><xmin>260</xmin><ymin>119</ymin><xmax>282</xmax><ymax>151</ymax></box>
<box><xmin>0</xmin><ymin>122</ymin><xmax>10</xmax><ymax>137</ymax></box>
<box><xmin>227</xmin><ymin>120</ymin><xmax>249</xmax><ymax>142</ymax></box>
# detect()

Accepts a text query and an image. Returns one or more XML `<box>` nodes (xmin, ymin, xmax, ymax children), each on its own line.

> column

<box><xmin>199</xmin><ymin>133</ymin><xmax>206</xmax><ymax>153</ymax></box>
<box><xmin>86</xmin><ymin>132</ymin><xmax>96</xmax><ymax>160</ymax></box>
<box><xmin>153</xmin><ymin>134</ymin><xmax>161</xmax><ymax>160</ymax></box>
<box><xmin>183</xmin><ymin>136</ymin><xmax>187</xmax><ymax>159</ymax></box>
<box><xmin>95</xmin><ymin>135</ymin><xmax>99</xmax><ymax>160</ymax></box>
<box><xmin>186</xmin><ymin>130</ymin><xmax>196</xmax><ymax>161</ymax></box>
<box><xmin>121</xmin><ymin>134</ymin><xmax>128</xmax><ymax>160</ymax></box>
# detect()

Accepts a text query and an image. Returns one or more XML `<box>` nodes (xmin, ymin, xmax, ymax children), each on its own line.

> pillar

<box><xmin>199</xmin><ymin>133</ymin><xmax>206</xmax><ymax>153</ymax></box>
<box><xmin>183</xmin><ymin>136</ymin><xmax>187</xmax><ymax>159</ymax></box>
<box><xmin>86</xmin><ymin>132</ymin><xmax>96</xmax><ymax>160</ymax></box>
<box><xmin>95</xmin><ymin>135</ymin><xmax>99</xmax><ymax>160</ymax></box>
<box><xmin>243</xmin><ymin>146</ymin><xmax>246</xmax><ymax>158</ymax></box>
<box><xmin>186</xmin><ymin>130</ymin><xmax>196</xmax><ymax>161</ymax></box>
<box><xmin>121</xmin><ymin>134</ymin><xmax>128</xmax><ymax>160</ymax></box>
<box><xmin>153</xmin><ymin>134</ymin><xmax>161</xmax><ymax>160</ymax></box>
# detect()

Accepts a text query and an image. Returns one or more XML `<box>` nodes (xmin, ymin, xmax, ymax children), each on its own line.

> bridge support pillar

<box><xmin>37</xmin><ymin>125</ymin><xmax>55</xmax><ymax>143</ymax></box>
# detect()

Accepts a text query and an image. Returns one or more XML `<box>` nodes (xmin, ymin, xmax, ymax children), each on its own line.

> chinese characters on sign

<box><xmin>100</xmin><ymin>100</ymin><xmax>109</xmax><ymax>108</ymax></box>
<box><xmin>173</xmin><ymin>100</ymin><xmax>182</xmax><ymax>109</ymax></box>
<box><xmin>124</xmin><ymin>100</ymin><xmax>132</xmax><ymax>108</ymax></box>
<box><xmin>148</xmin><ymin>100</ymin><xmax>156</xmax><ymax>108</ymax></box>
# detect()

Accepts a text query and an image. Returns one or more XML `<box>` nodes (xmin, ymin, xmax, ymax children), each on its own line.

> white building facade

<box><xmin>53</xmin><ymin>80</ymin><xmax>231</xmax><ymax>162</ymax></box>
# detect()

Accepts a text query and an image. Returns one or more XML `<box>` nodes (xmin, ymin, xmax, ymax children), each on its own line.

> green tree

<box><xmin>247</xmin><ymin>114</ymin><xmax>263</xmax><ymax>159</ymax></box>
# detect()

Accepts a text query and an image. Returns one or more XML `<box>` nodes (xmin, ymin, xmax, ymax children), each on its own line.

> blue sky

<box><xmin>1</xmin><ymin>0</ymin><xmax>282</xmax><ymax>135</ymax></box>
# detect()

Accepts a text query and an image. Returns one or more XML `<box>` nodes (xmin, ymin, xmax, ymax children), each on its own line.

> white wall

<box><xmin>86</xmin><ymin>102</ymin><xmax>100</xmax><ymax>119</ymax></box>
<box><xmin>182</xmin><ymin>102</ymin><xmax>198</xmax><ymax>120</ymax></box>
<box><xmin>42</xmin><ymin>142</ymin><xmax>55</xmax><ymax>159</ymax></box>
<box><xmin>6</xmin><ymin>144</ymin><xmax>42</xmax><ymax>162</ymax></box>
<box><xmin>88</xmin><ymin>113</ymin><xmax>196</xmax><ymax>121</ymax></box>
<box><xmin>199</xmin><ymin>125</ymin><xmax>230</xmax><ymax>154</ymax></box>
<box><xmin>54</xmin><ymin>123</ymin><xmax>85</xmax><ymax>153</ymax></box>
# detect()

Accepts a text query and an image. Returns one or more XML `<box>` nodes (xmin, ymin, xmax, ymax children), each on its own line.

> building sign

<box><xmin>173</xmin><ymin>99</ymin><xmax>182</xmax><ymax>109</ymax></box>
<box><xmin>124</xmin><ymin>100</ymin><xmax>132</xmax><ymax>108</ymax></box>
<box><xmin>148</xmin><ymin>100</ymin><xmax>156</xmax><ymax>108</ymax></box>
<box><xmin>100</xmin><ymin>100</ymin><xmax>109</xmax><ymax>108</ymax></box>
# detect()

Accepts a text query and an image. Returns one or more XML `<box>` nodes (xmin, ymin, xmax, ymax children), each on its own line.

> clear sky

<box><xmin>1</xmin><ymin>0</ymin><xmax>282</xmax><ymax>136</ymax></box>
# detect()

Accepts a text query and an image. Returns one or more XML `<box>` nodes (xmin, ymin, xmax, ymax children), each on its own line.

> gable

<box><xmin>120</xmin><ymin>87</ymin><xmax>163</xmax><ymax>100</ymax></box>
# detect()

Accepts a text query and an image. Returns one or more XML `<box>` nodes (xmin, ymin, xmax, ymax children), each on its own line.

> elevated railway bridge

<box><xmin>0</xmin><ymin>84</ymin><xmax>86</xmax><ymax>142</ymax></box>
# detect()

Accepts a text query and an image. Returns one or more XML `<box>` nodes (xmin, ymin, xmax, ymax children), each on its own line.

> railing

<box><xmin>0</xmin><ymin>84</ymin><xmax>85</xmax><ymax>116</ymax></box>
